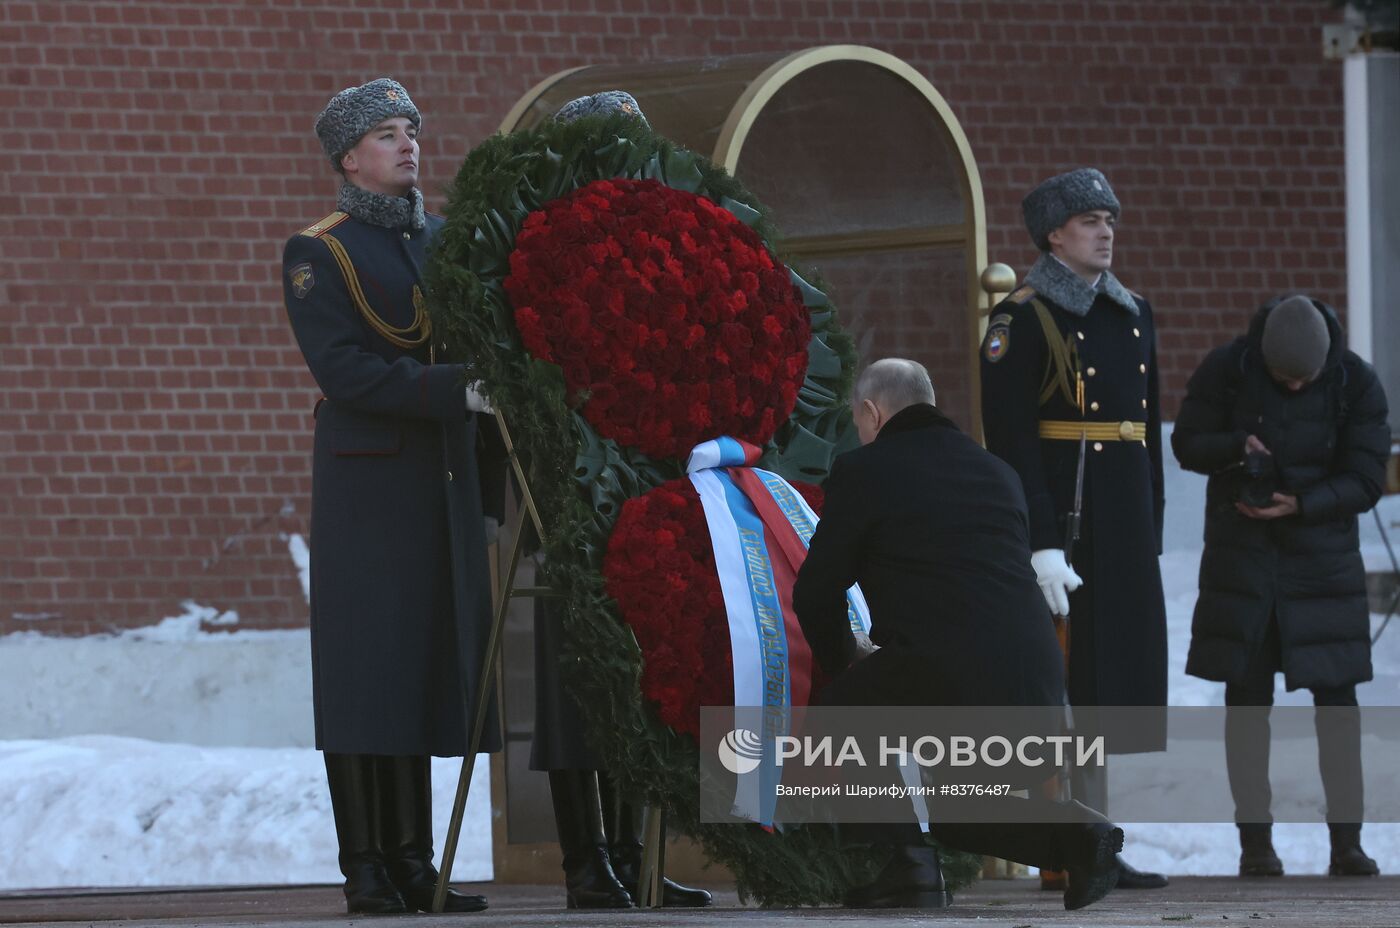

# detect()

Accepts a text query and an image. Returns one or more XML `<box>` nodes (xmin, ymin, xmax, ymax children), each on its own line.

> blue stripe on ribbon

<box><xmin>716</xmin><ymin>469</ymin><xmax>789</xmax><ymax>827</ymax></box>
<box><xmin>715</xmin><ymin>435</ymin><xmax>747</xmax><ymax>466</ymax></box>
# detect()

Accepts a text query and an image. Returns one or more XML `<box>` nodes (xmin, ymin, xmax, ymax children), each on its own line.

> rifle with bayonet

<box><xmin>1053</xmin><ymin>373</ymin><xmax>1088</xmax><ymax>662</ymax></box>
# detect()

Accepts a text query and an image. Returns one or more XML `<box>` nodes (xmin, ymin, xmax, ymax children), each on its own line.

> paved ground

<box><xmin>2</xmin><ymin>877</ymin><xmax>1398</xmax><ymax>928</ymax></box>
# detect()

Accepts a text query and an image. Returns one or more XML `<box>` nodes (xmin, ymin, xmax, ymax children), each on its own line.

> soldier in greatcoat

<box><xmin>281</xmin><ymin>78</ymin><xmax>497</xmax><ymax>915</ymax></box>
<box><xmin>979</xmin><ymin>169</ymin><xmax>1168</xmax><ymax>890</ymax></box>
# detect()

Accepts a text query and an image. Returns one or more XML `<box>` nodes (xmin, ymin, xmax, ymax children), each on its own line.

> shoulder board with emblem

<box><xmin>299</xmin><ymin>211</ymin><xmax>350</xmax><ymax>238</ymax></box>
<box><xmin>1007</xmin><ymin>285</ymin><xmax>1036</xmax><ymax>304</ymax></box>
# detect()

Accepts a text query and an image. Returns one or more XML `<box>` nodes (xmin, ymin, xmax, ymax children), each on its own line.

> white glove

<box><xmin>464</xmin><ymin>382</ymin><xmax>494</xmax><ymax>415</ymax></box>
<box><xmin>1030</xmin><ymin>548</ymin><xmax>1084</xmax><ymax>618</ymax></box>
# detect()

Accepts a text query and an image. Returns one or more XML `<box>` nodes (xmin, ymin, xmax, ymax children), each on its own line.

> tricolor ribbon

<box><xmin>686</xmin><ymin>437</ymin><xmax>871</xmax><ymax>825</ymax></box>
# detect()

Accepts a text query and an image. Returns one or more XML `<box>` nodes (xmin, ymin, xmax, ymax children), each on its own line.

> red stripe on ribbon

<box><xmin>728</xmin><ymin>466</ymin><xmax>814</xmax><ymax>708</ymax></box>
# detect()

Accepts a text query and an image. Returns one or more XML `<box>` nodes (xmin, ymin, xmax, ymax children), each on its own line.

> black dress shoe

<box><xmin>1063</xmin><ymin>823</ymin><xmax>1123</xmax><ymax>911</ymax></box>
<box><xmin>844</xmin><ymin>844</ymin><xmax>953</xmax><ymax>909</ymax></box>
<box><xmin>343</xmin><ymin>860</ymin><xmax>410</xmax><ymax>915</ymax></box>
<box><xmin>1115</xmin><ymin>854</ymin><xmax>1168</xmax><ymax>889</ymax></box>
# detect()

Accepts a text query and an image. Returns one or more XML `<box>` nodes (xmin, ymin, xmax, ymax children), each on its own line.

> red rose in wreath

<box><xmin>602</xmin><ymin>476</ymin><xmax>825</xmax><ymax>737</ymax></box>
<box><xmin>505</xmin><ymin>178</ymin><xmax>811</xmax><ymax>460</ymax></box>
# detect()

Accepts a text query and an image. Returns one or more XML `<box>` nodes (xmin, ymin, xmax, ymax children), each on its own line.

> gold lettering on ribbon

<box><xmin>738</xmin><ymin>526</ymin><xmax>787</xmax><ymax>702</ymax></box>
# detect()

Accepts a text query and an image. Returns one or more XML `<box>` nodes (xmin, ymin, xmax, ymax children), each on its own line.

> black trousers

<box><xmin>818</xmin><ymin>646</ymin><xmax>1103</xmax><ymax>870</ymax></box>
<box><xmin>1224</xmin><ymin>611</ymin><xmax>1362</xmax><ymax>825</ymax></box>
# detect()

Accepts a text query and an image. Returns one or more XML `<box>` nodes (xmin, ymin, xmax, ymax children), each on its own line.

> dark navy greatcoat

<box><xmin>282</xmin><ymin>208</ymin><xmax>500</xmax><ymax>757</ymax></box>
<box><xmin>980</xmin><ymin>285</ymin><xmax>1168</xmax><ymax>713</ymax></box>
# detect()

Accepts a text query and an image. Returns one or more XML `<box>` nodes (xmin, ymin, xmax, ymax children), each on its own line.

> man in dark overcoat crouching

<box><xmin>793</xmin><ymin>358</ymin><xmax>1126</xmax><ymax>912</ymax></box>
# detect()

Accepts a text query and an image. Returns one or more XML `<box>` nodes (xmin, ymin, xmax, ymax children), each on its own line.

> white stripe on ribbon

<box><xmin>686</xmin><ymin>436</ymin><xmax>753</xmax><ymax>473</ymax></box>
<box><xmin>690</xmin><ymin>469</ymin><xmax>763</xmax><ymax>708</ymax></box>
<box><xmin>689</xmin><ymin>468</ymin><xmax>765</xmax><ymax>822</ymax></box>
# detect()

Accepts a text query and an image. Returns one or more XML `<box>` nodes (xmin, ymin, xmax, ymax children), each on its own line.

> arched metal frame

<box><xmin>500</xmin><ymin>45</ymin><xmax>998</xmax><ymax>434</ymax></box>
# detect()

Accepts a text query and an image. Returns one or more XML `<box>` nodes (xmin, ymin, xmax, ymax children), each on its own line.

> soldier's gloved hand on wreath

<box><xmin>464</xmin><ymin>382</ymin><xmax>494</xmax><ymax>415</ymax></box>
<box><xmin>1031</xmin><ymin>548</ymin><xmax>1084</xmax><ymax>618</ymax></box>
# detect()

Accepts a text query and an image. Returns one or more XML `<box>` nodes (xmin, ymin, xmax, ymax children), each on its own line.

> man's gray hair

<box><xmin>853</xmin><ymin>358</ymin><xmax>935</xmax><ymax>413</ymax></box>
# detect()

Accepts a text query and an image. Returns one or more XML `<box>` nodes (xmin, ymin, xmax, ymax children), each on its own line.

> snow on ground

<box><xmin>2</xmin><ymin>455</ymin><xmax>1399</xmax><ymax>888</ymax></box>
<box><xmin>0</xmin><ymin>538</ymin><xmax>493</xmax><ymax>891</ymax></box>
<box><xmin>0</xmin><ymin>736</ymin><xmax>491</xmax><ymax>890</ymax></box>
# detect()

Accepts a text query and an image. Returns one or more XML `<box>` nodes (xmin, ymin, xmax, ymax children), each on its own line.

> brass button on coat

<box><xmin>1093</xmin><ymin>441</ymin><xmax>1104</xmax><ymax>452</ymax></box>
<box><xmin>1139</xmin><ymin>363</ymin><xmax>1147</xmax><ymax>373</ymax></box>
<box><xmin>1086</xmin><ymin>366</ymin><xmax>1097</xmax><ymax>377</ymax></box>
<box><xmin>1090</xmin><ymin>401</ymin><xmax>1100</xmax><ymax>412</ymax></box>
<box><xmin>1118</xmin><ymin>421</ymin><xmax>1136</xmax><ymax>441</ymax></box>
<box><xmin>1133</xmin><ymin>327</ymin><xmax>1140</xmax><ymax>337</ymax></box>
<box><xmin>447</xmin><ymin>470</ymin><xmax>454</xmax><ymax>481</ymax></box>
<box><xmin>1077</xmin><ymin>331</ymin><xmax>1085</xmax><ymax>340</ymax></box>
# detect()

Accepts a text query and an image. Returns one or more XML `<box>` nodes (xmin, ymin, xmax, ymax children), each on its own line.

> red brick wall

<box><xmin>0</xmin><ymin>0</ymin><xmax>1346</xmax><ymax>634</ymax></box>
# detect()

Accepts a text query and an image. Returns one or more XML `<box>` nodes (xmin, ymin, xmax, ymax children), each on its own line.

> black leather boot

<box><xmin>379</xmin><ymin>755</ymin><xmax>488</xmax><ymax>913</ymax></box>
<box><xmin>548</xmin><ymin>770</ymin><xmax>633</xmax><ymax>909</ymax></box>
<box><xmin>1328</xmin><ymin>824</ymin><xmax>1379</xmax><ymax>876</ymax></box>
<box><xmin>323</xmin><ymin>752</ymin><xmax>407</xmax><ymax>915</ymax></box>
<box><xmin>599</xmin><ymin>772</ymin><xmax>711</xmax><ymax>907</ymax></box>
<box><xmin>844</xmin><ymin>843</ymin><xmax>952</xmax><ymax>909</ymax></box>
<box><xmin>1238</xmin><ymin>823</ymin><xmax>1283</xmax><ymax>876</ymax></box>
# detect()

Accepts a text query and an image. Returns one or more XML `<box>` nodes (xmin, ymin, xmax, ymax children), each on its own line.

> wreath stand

<box><xmin>431</xmin><ymin>410</ymin><xmax>670</xmax><ymax>911</ymax></box>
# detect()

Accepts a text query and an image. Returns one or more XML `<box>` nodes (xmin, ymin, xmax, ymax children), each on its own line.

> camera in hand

<box><xmin>1237</xmin><ymin>450</ymin><xmax>1278</xmax><ymax>508</ymax></box>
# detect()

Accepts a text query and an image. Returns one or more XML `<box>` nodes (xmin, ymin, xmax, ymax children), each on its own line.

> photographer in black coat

<box><xmin>1172</xmin><ymin>294</ymin><xmax>1390</xmax><ymax>878</ymax></box>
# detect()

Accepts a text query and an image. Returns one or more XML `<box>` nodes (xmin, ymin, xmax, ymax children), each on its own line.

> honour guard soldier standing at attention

<box><xmin>980</xmin><ymin>169</ymin><xmax>1169</xmax><ymax>891</ymax></box>
<box><xmin>282</xmin><ymin>78</ymin><xmax>497</xmax><ymax>915</ymax></box>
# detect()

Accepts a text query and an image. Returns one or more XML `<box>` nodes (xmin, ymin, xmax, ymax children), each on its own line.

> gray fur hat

<box><xmin>1262</xmin><ymin>295</ymin><xmax>1330</xmax><ymax>381</ymax></box>
<box><xmin>552</xmin><ymin>90</ymin><xmax>649</xmax><ymax>127</ymax></box>
<box><xmin>1022</xmin><ymin>168</ymin><xmax>1121</xmax><ymax>251</ymax></box>
<box><xmin>315</xmin><ymin>78</ymin><xmax>421</xmax><ymax>169</ymax></box>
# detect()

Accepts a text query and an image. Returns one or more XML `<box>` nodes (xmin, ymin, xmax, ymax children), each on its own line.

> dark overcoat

<box><xmin>282</xmin><ymin>208</ymin><xmax>501</xmax><ymax>757</ymax></box>
<box><xmin>980</xmin><ymin>282</ymin><xmax>1168</xmax><ymax>710</ymax></box>
<box><xmin>792</xmin><ymin>404</ymin><xmax>1065</xmax><ymax>708</ymax></box>
<box><xmin>1172</xmin><ymin>297</ymin><xmax>1390</xmax><ymax>691</ymax></box>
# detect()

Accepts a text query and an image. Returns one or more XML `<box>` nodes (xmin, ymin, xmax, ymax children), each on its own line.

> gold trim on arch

<box><xmin>498</xmin><ymin>66</ymin><xmax>589</xmax><ymax>134</ymax></box>
<box><xmin>711</xmin><ymin>46</ymin><xmax>988</xmax><ymax>436</ymax></box>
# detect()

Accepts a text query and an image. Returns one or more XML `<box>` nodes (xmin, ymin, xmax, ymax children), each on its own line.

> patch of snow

<box><xmin>0</xmin><ymin>736</ymin><xmax>492</xmax><ymax>890</ymax></box>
